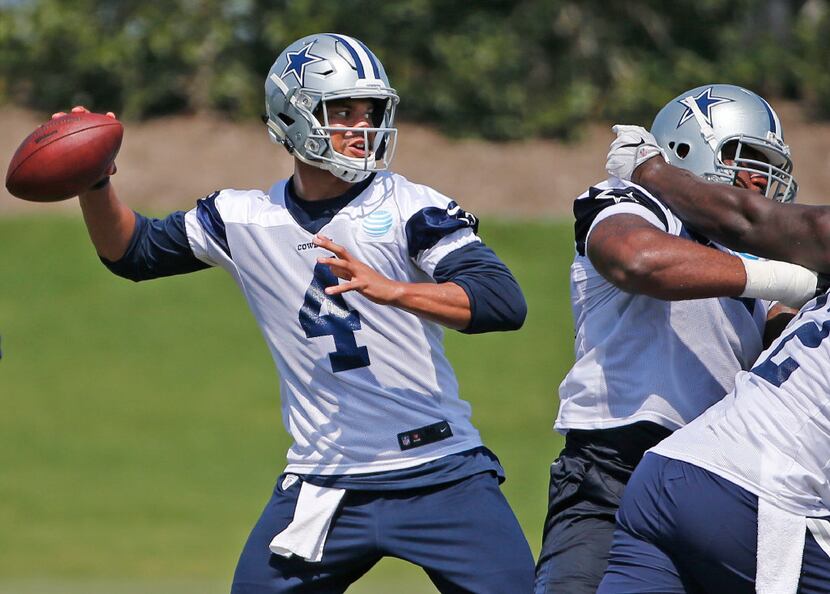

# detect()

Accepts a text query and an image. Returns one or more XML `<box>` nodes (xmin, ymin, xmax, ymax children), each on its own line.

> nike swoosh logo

<box><xmin>619</xmin><ymin>139</ymin><xmax>645</xmax><ymax>149</ymax></box>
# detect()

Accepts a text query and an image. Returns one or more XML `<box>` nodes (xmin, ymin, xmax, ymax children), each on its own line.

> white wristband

<box><xmin>741</xmin><ymin>258</ymin><xmax>819</xmax><ymax>308</ymax></box>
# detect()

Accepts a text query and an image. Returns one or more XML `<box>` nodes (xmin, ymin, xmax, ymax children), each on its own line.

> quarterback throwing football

<box><xmin>66</xmin><ymin>34</ymin><xmax>534</xmax><ymax>593</ymax></box>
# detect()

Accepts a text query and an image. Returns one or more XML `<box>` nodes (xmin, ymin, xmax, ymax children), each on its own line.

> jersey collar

<box><xmin>284</xmin><ymin>173</ymin><xmax>376</xmax><ymax>235</ymax></box>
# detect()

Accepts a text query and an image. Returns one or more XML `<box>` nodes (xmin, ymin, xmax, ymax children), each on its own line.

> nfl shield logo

<box><xmin>401</xmin><ymin>435</ymin><xmax>411</xmax><ymax>447</ymax></box>
<box><xmin>281</xmin><ymin>474</ymin><xmax>299</xmax><ymax>490</ymax></box>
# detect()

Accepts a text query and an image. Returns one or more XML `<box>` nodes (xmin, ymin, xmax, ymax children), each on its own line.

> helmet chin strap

<box><xmin>323</xmin><ymin>157</ymin><xmax>375</xmax><ymax>183</ymax></box>
<box><xmin>681</xmin><ymin>96</ymin><xmax>720</xmax><ymax>153</ymax></box>
<box><xmin>292</xmin><ymin>147</ymin><xmax>376</xmax><ymax>183</ymax></box>
<box><xmin>308</xmin><ymin>124</ymin><xmax>379</xmax><ymax>183</ymax></box>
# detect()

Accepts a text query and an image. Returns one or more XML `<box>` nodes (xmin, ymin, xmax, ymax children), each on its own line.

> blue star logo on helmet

<box><xmin>675</xmin><ymin>87</ymin><xmax>734</xmax><ymax>129</ymax></box>
<box><xmin>281</xmin><ymin>43</ymin><xmax>324</xmax><ymax>85</ymax></box>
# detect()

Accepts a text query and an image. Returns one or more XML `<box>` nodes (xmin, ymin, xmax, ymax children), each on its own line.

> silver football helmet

<box><xmin>651</xmin><ymin>84</ymin><xmax>796</xmax><ymax>202</ymax></box>
<box><xmin>264</xmin><ymin>33</ymin><xmax>399</xmax><ymax>183</ymax></box>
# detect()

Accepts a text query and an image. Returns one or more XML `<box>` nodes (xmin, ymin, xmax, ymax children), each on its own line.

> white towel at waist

<box><xmin>269</xmin><ymin>479</ymin><xmax>346</xmax><ymax>563</ymax></box>
<box><xmin>756</xmin><ymin>498</ymin><xmax>806</xmax><ymax>594</ymax></box>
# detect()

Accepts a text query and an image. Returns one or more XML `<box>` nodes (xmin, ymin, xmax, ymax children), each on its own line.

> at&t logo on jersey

<box><xmin>362</xmin><ymin>210</ymin><xmax>394</xmax><ymax>238</ymax></box>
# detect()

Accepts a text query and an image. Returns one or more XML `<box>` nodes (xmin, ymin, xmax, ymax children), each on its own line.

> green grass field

<box><xmin>0</xmin><ymin>216</ymin><xmax>575</xmax><ymax>593</ymax></box>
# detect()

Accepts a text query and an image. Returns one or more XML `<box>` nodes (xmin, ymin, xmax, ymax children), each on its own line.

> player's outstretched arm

<box><xmin>588</xmin><ymin>214</ymin><xmax>745</xmax><ymax>299</ymax></box>
<box><xmin>607</xmin><ymin>124</ymin><xmax>830</xmax><ymax>272</ymax></box>
<box><xmin>313</xmin><ymin>235</ymin><xmax>473</xmax><ymax>330</ymax></box>
<box><xmin>51</xmin><ymin>106</ymin><xmax>135</xmax><ymax>261</ymax></box>
<box><xmin>63</xmin><ymin>107</ymin><xmax>211</xmax><ymax>282</ymax></box>
<box><xmin>78</xmin><ymin>179</ymin><xmax>136</xmax><ymax>262</ymax></box>
<box><xmin>634</xmin><ymin>158</ymin><xmax>830</xmax><ymax>272</ymax></box>
<box><xmin>588</xmin><ymin>213</ymin><xmax>819</xmax><ymax>306</ymax></box>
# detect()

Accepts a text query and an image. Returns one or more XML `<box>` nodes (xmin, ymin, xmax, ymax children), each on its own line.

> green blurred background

<box><xmin>2</xmin><ymin>0</ymin><xmax>830</xmax><ymax>139</ymax></box>
<box><xmin>2</xmin><ymin>1</ymin><xmax>829</xmax><ymax>592</ymax></box>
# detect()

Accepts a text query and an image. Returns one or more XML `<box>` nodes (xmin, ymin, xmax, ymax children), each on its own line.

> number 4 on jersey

<box><xmin>299</xmin><ymin>263</ymin><xmax>370</xmax><ymax>372</ymax></box>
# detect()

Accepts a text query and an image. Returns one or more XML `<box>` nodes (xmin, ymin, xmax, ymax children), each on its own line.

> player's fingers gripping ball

<box><xmin>606</xmin><ymin>125</ymin><xmax>667</xmax><ymax>181</ymax></box>
<box><xmin>6</xmin><ymin>107</ymin><xmax>122</xmax><ymax>202</ymax></box>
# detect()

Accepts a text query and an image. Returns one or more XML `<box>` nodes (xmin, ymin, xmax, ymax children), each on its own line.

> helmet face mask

<box><xmin>651</xmin><ymin>84</ymin><xmax>797</xmax><ymax>203</ymax></box>
<box><xmin>265</xmin><ymin>34</ymin><xmax>399</xmax><ymax>183</ymax></box>
<box><xmin>311</xmin><ymin>95</ymin><xmax>398</xmax><ymax>179</ymax></box>
<box><xmin>713</xmin><ymin>134</ymin><xmax>796</xmax><ymax>203</ymax></box>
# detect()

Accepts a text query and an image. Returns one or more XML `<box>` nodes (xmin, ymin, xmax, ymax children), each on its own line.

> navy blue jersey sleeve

<box><xmin>102</xmin><ymin>211</ymin><xmax>210</xmax><ymax>282</ymax></box>
<box><xmin>433</xmin><ymin>242</ymin><xmax>527</xmax><ymax>334</ymax></box>
<box><xmin>405</xmin><ymin>200</ymin><xmax>479</xmax><ymax>259</ymax></box>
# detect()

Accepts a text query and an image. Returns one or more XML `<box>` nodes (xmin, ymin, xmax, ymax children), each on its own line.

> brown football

<box><xmin>5</xmin><ymin>112</ymin><xmax>123</xmax><ymax>202</ymax></box>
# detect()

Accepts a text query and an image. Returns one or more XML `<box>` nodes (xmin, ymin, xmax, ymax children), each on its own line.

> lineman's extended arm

<box><xmin>606</xmin><ymin>124</ymin><xmax>830</xmax><ymax>272</ymax></box>
<box><xmin>587</xmin><ymin>214</ymin><xmax>747</xmax><ymax>300</ymax></box>
<box><xmin>635</xmin><ymin>158</ymin><xmax>830</xmax><ymax>272</ymax></box>
<box><xmin>588</xmin><ymin>213</ymin><xmax>819</xmax><ymax>308</ymax></box>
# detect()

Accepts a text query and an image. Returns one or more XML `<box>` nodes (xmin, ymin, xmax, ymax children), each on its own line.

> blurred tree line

<box><xmin>0</xmin><ymin>0</ymin><xmax>828</xmax><ymax>140</ymax></box>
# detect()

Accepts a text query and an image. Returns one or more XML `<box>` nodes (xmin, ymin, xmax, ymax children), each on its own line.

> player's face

<box><xmin>722</xmin><ymin>143</ymin><xmax>771</xmax><ymax>195</ymax></box>
<box><xmin>323</xmin><ymin>99</ymin><xmax>377</xmax><ymax>160</ymax></box>
<box><xmin>733</xmin><ymin>169</ymin><xmax>768</xmax><ymax>194</ymax></box>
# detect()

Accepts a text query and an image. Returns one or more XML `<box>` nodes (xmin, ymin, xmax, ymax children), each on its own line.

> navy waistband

<box><xmin>564</xmin><ymin>421</ymin><xmax>672</xmax><ymax>471</ymax></box>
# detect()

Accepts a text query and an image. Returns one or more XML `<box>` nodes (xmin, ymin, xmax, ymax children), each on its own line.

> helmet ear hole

<box><xmin>675</xmin><ymin>143</ymin><xmax>690</xmax><ymax>159</ymax></box>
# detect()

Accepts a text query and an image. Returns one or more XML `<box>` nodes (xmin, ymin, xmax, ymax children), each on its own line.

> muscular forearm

<box><xmin>589</xmin><ymin>214</ymin><xmax>819</xmax><ymax>306</ymax></box>
<box><xmin>633</xmin><ymin>159</ymin><xmax>769</xmax><ymax>245</ymax></box>
<box><xmin>387</xmin><ymin>281</ymin><xmax>472</xmax><ymax>330</ymax></box>
<box><xmin>634</xmin><ymin>158</ymin><xmax>830</xmax><ymax>272</ymax></box>
<box><xmin>624</xmin><ymin>253</ymin><xmax>745</xmax><ymax>300</ymax></box>
<box><xmin>78</xmin><ymin>182</ymin><xmax>136</xmax><ymax>261</ymax></box>
<box><xmin>590</xmin><ymin>225</ymin><xmax>747</xmax><ymax>300</ymax></box>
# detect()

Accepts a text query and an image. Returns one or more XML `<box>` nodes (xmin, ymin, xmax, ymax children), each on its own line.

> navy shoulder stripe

<box><xmin>196</xmin><ymin>191</ymin><xmax>231</xmax><ymax>259</ymax></box>
<box><xmin>573</xmin><ymin>186</ymin><xmax>669</xmax><ymax>256</ymax></box>
<box><xmin>405</xmin><ymin>201</ymin><xmax>479</xmax><ymax>259</ymax></box>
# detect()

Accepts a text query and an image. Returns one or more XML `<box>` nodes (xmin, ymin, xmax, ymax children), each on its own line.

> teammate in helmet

<box><xmin>597</xmin><ymin>96</ymin><xmax>830</xmax><ymax>594</ymax></box>
<box><xmin>534</xmin><ymin>84</ymin><xmax>820</xmax><ymax>594</ymax></box>
<box><xmin>650</xmin><ymin>84</ymin><xmax>797</xmax><ymax>203</ymax></box>
<box><xmin>63</xmin><ymin>33</ymin><xmax>535</xmax><ymax>593</ymax></box>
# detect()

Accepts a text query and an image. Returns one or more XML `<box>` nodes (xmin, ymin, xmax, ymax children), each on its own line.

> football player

<box><xmin>535</xmin><ymin>84</ymin><xmax>823</xmax><ymax>594</ymax></box>
<box><xmin>592</xmin><ymin>113</ymin><xmax>830</xmax><ymax>593</ymax></box>
<box><xmin>65</xmin><ymin>33</ymin><xmax>535</xmax><ymax>593</ymax></box>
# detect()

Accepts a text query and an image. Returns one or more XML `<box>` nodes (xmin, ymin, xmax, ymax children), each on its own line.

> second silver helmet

<box><xmin>650</xmin><ymin>84</ymin><xmax>796</xmax><ymax>202</ymax></box>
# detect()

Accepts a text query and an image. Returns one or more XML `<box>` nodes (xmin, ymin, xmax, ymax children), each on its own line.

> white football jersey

<box><xmin>652</xmin><ymin>291</ymin><xmax>830</xmax><ymax>517</ymax></box>
<box><xmin>555</xmin><ymin>177</ymin><xmax>769</xmax><ymax>432</ymax></box>
<box><xmin>183</xmin><ymin>172</ymin><xmax>485</xmax><ymax>475</ymax></box>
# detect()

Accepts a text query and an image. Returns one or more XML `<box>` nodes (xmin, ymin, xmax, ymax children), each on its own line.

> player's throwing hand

<box><xmin>51</xmin><ymin>105</ymin><xmax>117</xmax><ymax>120</ymax></box>
<box><xmin>313</xmin><ymin>235</ymin><xmax>404</xmax><ymax>304</ymax></box>
<box><xmin>51</xmin><ymin>106</ymin><xmax>119</xmax><ymax>181</ymax></box>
